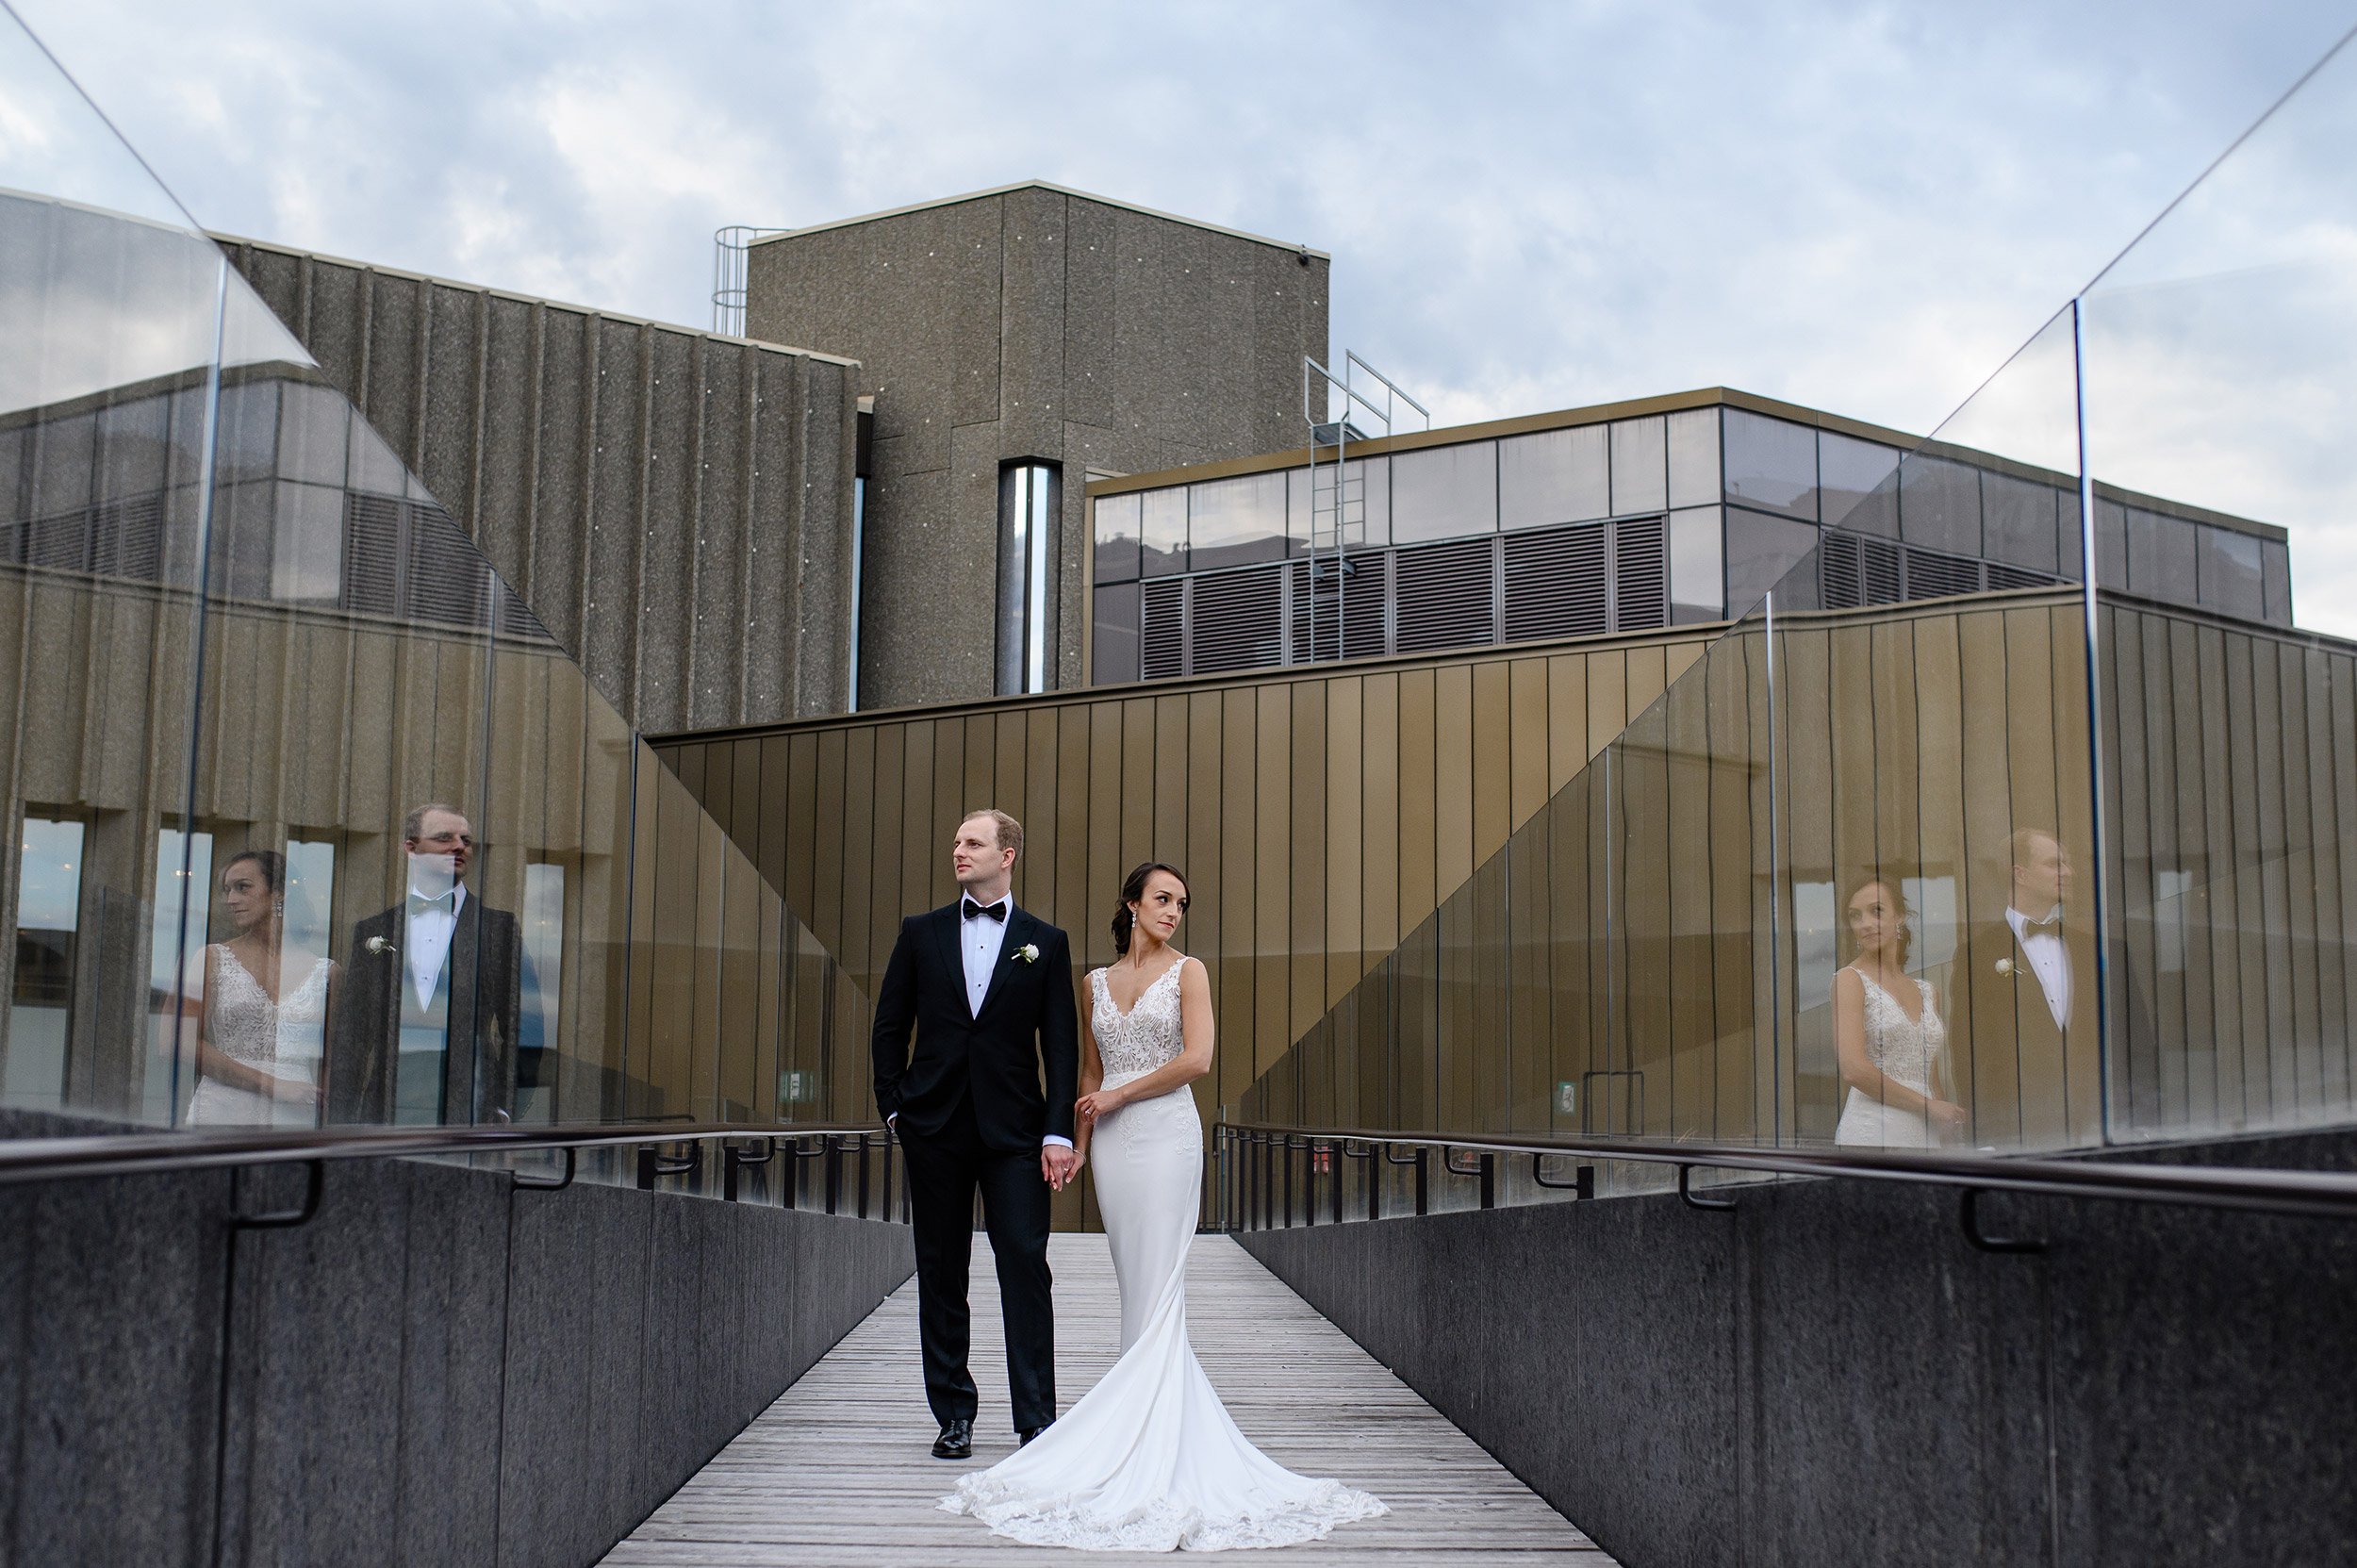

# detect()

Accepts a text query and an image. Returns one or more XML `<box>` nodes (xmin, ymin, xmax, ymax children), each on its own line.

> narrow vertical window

<box><xmin>7</xmin><ymin>816</ymin><xmax>84</xmax><ymax>1109</ymax></box>
<box><xmin>997</xmin><ymin>460</ymin><xmax>1060</xmax><ymax>695</ymax></box>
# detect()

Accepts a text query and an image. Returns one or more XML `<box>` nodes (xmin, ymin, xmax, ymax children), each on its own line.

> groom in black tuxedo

<box><xmin>872</xmin><ymin>808</ymin><xmax>1080</xmax><ymax>1461</ymax></box>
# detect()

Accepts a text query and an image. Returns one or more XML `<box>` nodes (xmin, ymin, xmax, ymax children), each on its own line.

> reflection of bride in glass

<box><xmin>1832</xmin><ymin>873</ymin><xmax>1966</xmax><ymax>1147</ymax></box>
<box><xmin>184</xmin><ymin>850</ymin><xmax>335</xmax><ymax>1126</ymax></box>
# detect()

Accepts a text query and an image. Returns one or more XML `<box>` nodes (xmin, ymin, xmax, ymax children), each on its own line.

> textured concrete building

<box><xmin>222</xmin><ymin>237</ymin><xmax>864</xmax><ymax>734</ymax></box>
<box><xmin>745</xmin><ymin>181</ymin><xmax>1330</xmax><ymax>709</ymax></box>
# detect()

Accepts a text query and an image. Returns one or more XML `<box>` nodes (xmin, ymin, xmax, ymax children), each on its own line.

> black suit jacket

<box><xmin>870</xmin><ymin>901</ymin><xmax>1079</xmax><ymax>1154</ymax></box>
<box><xmin>1965</xmin><ymin>916</ymin><xmax>2098</xmax><ymax>1066</ymax></box>
<box><xmin>324</xmin><ymin>893</ymin><xmax>521</xmax><ymax>1126</ymax></box>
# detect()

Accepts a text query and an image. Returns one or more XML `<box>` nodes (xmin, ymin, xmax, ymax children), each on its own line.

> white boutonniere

<box><xmin>1994</xmin><ymin>958</ymin><xmax>2014</xmax><ymax>976</ymax></box>
<box><xmin>1014</xmin><ymin>943</ymin><xmax>1040</xmax><ymax>965</ymax></box>
<box><xmin>365</xmin><ymin>934</ymin><xmax>400</xmax><ymax>957</ymax></box>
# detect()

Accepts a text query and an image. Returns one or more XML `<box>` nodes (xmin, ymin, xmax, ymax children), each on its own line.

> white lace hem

<box><xmin>941</xmin><ymin>1472</ymin><xmax>1389</xmax><ymax>1553</ymax></box>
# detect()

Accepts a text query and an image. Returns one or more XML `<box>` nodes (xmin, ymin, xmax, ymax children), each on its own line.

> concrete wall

<box><xmin>221</xmin><ymin>238</ymin><xmax>864</xmax><ymax>734</ymax></box>
<box><xmin>1237</xmin><ymin>1130</ymin><xmax>2357</xmax><ymax>1568</ymax></box>
<box><xmin>746</xmin><ymin>182</ymin><xmax>1329</xmax><ymax>707</ymax></box>
<box><xmin>0</xmin><ymin>1112</ymin><xmax>914</xmax><ymax>1567</ymax></box>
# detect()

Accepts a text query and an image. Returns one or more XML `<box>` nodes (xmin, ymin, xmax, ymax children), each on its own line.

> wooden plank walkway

<box><xmin>602</xmin><ymin>1232</ymin><xmax>1618</xmax><ymax>1564</ymax></box>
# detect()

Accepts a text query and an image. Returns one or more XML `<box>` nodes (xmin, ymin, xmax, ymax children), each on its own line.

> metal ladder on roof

<box><xmin>1300</xmin><ymin>353</ymin><xmax>1428</xmax><ymax>664</ymax></box>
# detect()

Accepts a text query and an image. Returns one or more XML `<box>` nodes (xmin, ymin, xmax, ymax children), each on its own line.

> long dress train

<box><xmin>942</xmin><ymin>956</ymin><xmax>1387</xmax><ymax>1551</ymax></box>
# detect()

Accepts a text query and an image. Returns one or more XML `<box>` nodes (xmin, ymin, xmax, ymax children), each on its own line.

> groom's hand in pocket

<box><xmin>1042</xmin><ymin>1143</ymin><xmax>1081</xmax><ymax>1191</ymax></box>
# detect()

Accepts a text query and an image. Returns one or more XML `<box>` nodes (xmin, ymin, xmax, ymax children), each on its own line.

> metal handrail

<box><xmin>1217</xmin><ymin>1120</ymin><xmax>2357</xmax><ymax>1222</ymax></box>
<box><xmin>0</xmin><ymin>1118</ymin><xmax>892</xmax><ymax>1188</ymax></box>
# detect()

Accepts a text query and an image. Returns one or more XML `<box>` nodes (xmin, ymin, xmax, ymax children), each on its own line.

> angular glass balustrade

<box><xmin>1241</xmin><ymin>25</ymin><xmax>2357</xmax><ymax>1197</ymax></box>
<box><xmin>0</xmin><ymin>11</ymin><xmax>866</xmax><ymax>1143</ymax></box>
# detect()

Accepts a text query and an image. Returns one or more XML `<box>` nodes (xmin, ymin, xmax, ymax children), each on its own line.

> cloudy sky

<box><xmin>15</xmin><ymin>0</ymin><xmax>2357</xmax><ymax>617</ymax></box>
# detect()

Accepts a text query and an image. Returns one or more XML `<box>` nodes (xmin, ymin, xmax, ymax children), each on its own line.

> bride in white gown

<box><xmin>943</xmin><ymin>861</ymin><xmax>1387</xmax><ymax>1552</ymax></box>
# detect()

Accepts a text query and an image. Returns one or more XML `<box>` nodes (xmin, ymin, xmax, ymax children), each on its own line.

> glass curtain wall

<box><xmin>0</xmin><ymin>11</ymin><xmax>865</xmax><ymax>1140</ymax></box>
<box><xmin>1244</xmin><ymin>25</ymin><xmax>2357</xmax><ymax>1184</ymax></box>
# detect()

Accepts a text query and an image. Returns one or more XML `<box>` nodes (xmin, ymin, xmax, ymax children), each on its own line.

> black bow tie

<box><xmin>962</xmin><ymin>899</ymin><xmax>1007</xmax><ymax>923</ymax></box>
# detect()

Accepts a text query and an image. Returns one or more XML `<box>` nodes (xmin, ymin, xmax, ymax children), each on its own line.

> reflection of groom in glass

<box><xmin>325</xmin><ymin>803</ymin><xmax>521</xmax><ymax>1125</ymax></box>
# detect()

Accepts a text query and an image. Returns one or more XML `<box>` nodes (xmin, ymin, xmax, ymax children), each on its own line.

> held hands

<box><xmin>1041</xmin><ymin>1142</ymin><xmax>1083</xmax><ymax>1191</ymax></box>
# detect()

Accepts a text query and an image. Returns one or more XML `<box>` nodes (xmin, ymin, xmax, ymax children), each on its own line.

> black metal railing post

<box><xmin>856</xmin><ymin>1135</ymin><xmax>872</xmax><ymax>1218</ymax></box>
<box><xmin>824</xmin><ymin>1137</ymin><xmax>842</xmax><ymax>1214</ymax></box>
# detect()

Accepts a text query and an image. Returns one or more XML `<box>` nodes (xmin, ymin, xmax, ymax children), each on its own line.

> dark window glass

<box><xmin>1725</xmin><ymin>505</ymin><xmax>1818</xmax><ymax>615</ymax></box>
<box><xmin>2263</xmin><ymin>540</ymin><xmax>2292</xmax><ymax>624</ymax></box>
<box><xmin>1093</xmin><ymin>493</ymin><xmax>1141</xmax><ymax>584</ymax></box>
<box><xmin>2195</xmin><ymin>525</ymin><xmax>2264</xmax><ymax>619</ymax></box>
<box><xmin>215</xmin><ymin>381</ymin><xmax>279</xmax><ymax>484</ymax></box>
<box><xmin>1390</xmin><ymin>441</ymin><xmax>1496</xmax><ymax>544</ymax></box>
<box><xmin>2057</xmin><ymin>488</ymin><xmax>2085</xmax><ymax>581</ymax></box>
<box><xmin>347</xmin><ymin>412</ymin><xmax>407</xmax><ymax>497</ymax></box>
<box><xmin>1722</xmin><ymin>408</ymin><xmax>1817</xmax><ymax>520</ymax></box>
<box><xmin>1339</xmin><ymin>455</ymin><xmax>1388</xmax><ymax>548</ymax></box>
<box><xmin>276</xmin><ymin>383</ymin><xmax>351</xmax><ymax>487</ymax></box>
<box><xmin>0</xmin><ymin>426</ymin><xmax>25</xmax><ymax>520</ymax></box>
<box><xmin>1981</xmin><ymin>470</ymin><xmax>2060</xmax><ymax>574</ymax></box>
<box><xmin>2126</xmin><ymin>508</ymin><xmax>2197</xmax><ymax>603</ymax></box>
<box><xmin>1140</xmin><ymin>486</ymin><xmax>1186</xmax><ymax>576</ymax></box>
<box><xmin>2095</xmin><ymin>499</ymin><xmax>2128</xmax><ymax>586</ymax></box>
<box><xmin>94</xmin><ymin>395</ymin><xmax>170</xmax><ymax>502</ymax></box>
<box><xmin>1819</xmin><ymin>432</ymin><xmax>1898</xmax><ymax>536</ymax></box>
<box><xmin>1188</xmin><ymin>470</ymin><xmax>1288</xmax><ymax>569</ymax></box>
<box><xmin>1669</xmin><ymin>504</ymin><xmax>1723</xmax><ymax>623</ymax></box>
<box><xmin>272</xmin><ymin>482</ymin><xmax>345</xmax><ymax>604</ymax></box>
<box><xmin>1666</xmin><ymin>408</ymin><xmax>1720</xmax><ymax>509</ymax></box>
<box><xmin>30</xmin><ymin>410</ymin><xmax>94</xmax><ymax>518</ymax></box>
<box><xmin>1609</xmin><ymin>418</ymin><xmax>1665</xmax><ymax>515</ymax></box>
<box><xmin>1498</xmin><ymin>423</ymin><xmax>1608</xmax><ymax>529</ymax></box>
<box><xmin>1093</xmin><ymin>581</ymin><xmax>1141</xmax><ymax>685</ymax></box>
<box><xmin>1899</xmin><ymin>454</ymin><xmax>1980</xmax><ymax>555</ymax></box>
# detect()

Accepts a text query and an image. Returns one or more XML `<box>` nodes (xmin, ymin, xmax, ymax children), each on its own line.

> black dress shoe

<box><xmin>931</xmin><ymin>1418</ymin><xmax>973</xmax><ymax>1460</ymax></box>
<box><xmin>1017</xmin><ymin>1420</ymin><xmax>1053</xmax><ymax>1447</ymax></box>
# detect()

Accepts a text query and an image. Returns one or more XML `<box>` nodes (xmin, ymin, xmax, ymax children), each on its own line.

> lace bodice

<box><xmin>1089</xmin><ymin>957</ymin><xmax>1193</xmax><ymax>1079</ymax></box>
<box><xmin>207</xmin><ymin>945</ymin><xmax>330</xmax><ymax>1068</ymax></box>
<box><xmin>1852</xmin><ymin>966</ymin><xmax>1945</xmax><ymax>1096</ymax></box>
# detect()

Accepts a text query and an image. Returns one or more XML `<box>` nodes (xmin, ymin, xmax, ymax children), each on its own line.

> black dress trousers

<box><xmin>898</xmin><ymin>1094</ymin><xmax>1056</xmax><ymax>1430</ymax></box>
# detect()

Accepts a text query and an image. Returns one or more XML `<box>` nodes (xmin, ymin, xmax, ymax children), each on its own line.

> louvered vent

<box><xmin>1905</xmin><ymin>546</ymin><xmax>1981</xmax><ymax>600</ymax></box>
<box><xmin>90</xmin><ymin>495</ymin><xmax>164</xmax><ymax>582</ymax></box>
<box><xmin>497</xmin><ymin>590</ymin><xmax>556</xmax><ymax>643</ymax></box>
<box><xmin>1292</xmin><ymin>557</ymin><xmax>1387</xmax><ymax>663</ymax></box>
<box><xmin>1821</xmin><ymin>530</ymin><xmax>1904</xmax><ymax>608</ymax></box>
<box><xmin>1613</xmin><ymin>516</ymin><xmax>1667</xmax><ymax>631</ymax></box>
<box><xmin>1189</xmin><ymin>565</ymin><xmax>1287</xmax><ymax>674</ymax></box>
<box><xmin>404</xmin><ymin>505</ymin><xmax>493</xmax><ymax>628</ymax></box>
<box><xmin>1503</xmin><ymin>523</ymin><xmax>1608</xmax><ymax>643</ymax></box>
<box><xmin>1393</xmin><ymin>537</ymin><xmax>1496</xmax><ymax>653</ymax></box>
<box><xmin>1140</xmin><ymin>579</ymin><xmax>1185</xmax><ymax>680</ymax></box>
<box><xmin>1986</xmin><ymin>562</ymin><xmax>2054</xmax><ymax>591</ymax></box>
<box><xmin>22</xmin><ymin>510</ymin><xmax>89</xmax><ymax>571</ymax></box>
<box><xmin>341</xmin><ymin>494</ymin><xmax>402</xmax><ymax>617</ymax></box>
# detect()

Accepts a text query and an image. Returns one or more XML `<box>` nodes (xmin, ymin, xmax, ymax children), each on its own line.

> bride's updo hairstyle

<box><xmin>1841</xmin><ymin>871</ymin><xmax>1914</xmax><ymax>968</ymax></box>
<box><xmin>1111</xmin><ymin>861</ymin><xmax>1189</xmax><ymax>958</ymax></box>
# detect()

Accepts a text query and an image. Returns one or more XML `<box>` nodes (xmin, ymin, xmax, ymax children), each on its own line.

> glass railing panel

<box><xmin>1</xmin><ymin>10</ymin><xmax>223</xmax><ymax>1125</ymax></box>
<box><xmin>0</xmin><ymin>9</ymin><xmax>868</xmax><ymax>1146</ymax></box>
<box><xmin>2082</xmin><ymin>30</ymin><xmax>2357</xmax><ymax>1141</ymax></box>
<box><xmin>1772</xmin><ymin>300</ymin><xmax>2097</xmax><ymax>1157</ymax></box>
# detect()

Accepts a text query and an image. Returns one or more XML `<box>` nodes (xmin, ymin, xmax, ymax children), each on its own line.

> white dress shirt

<box><xmin>961</xmin><ymin>893</ymin><xmax>1013</xmax><ymax>1015</ymax></box>
<box><xmin>406</xmin><ymin>881</ymin><xmax>466</xmax><ymax>1014</ymax></box>
<box><xmin>2006</xmin><ymin>905</ymin><xmax>2070</xmax><ymax>1031</ymax></box>
<box><xmin>956</xmin><ymin>893</ymin><xmax>1071</xmax><ymax>1152</ymax></box>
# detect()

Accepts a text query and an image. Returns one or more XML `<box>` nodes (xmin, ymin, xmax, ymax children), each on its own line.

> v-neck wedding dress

<box><xmin>942</xmin><ymin>955</ymin><xmax>1387</xmax><ymax>1551</ymax></box>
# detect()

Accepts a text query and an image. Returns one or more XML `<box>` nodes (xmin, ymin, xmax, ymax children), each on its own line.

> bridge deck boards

<box><xmin>602</xmin><ymin>1232</ymin><xmax>1617</xmax><ymax>1565</ymax></box>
